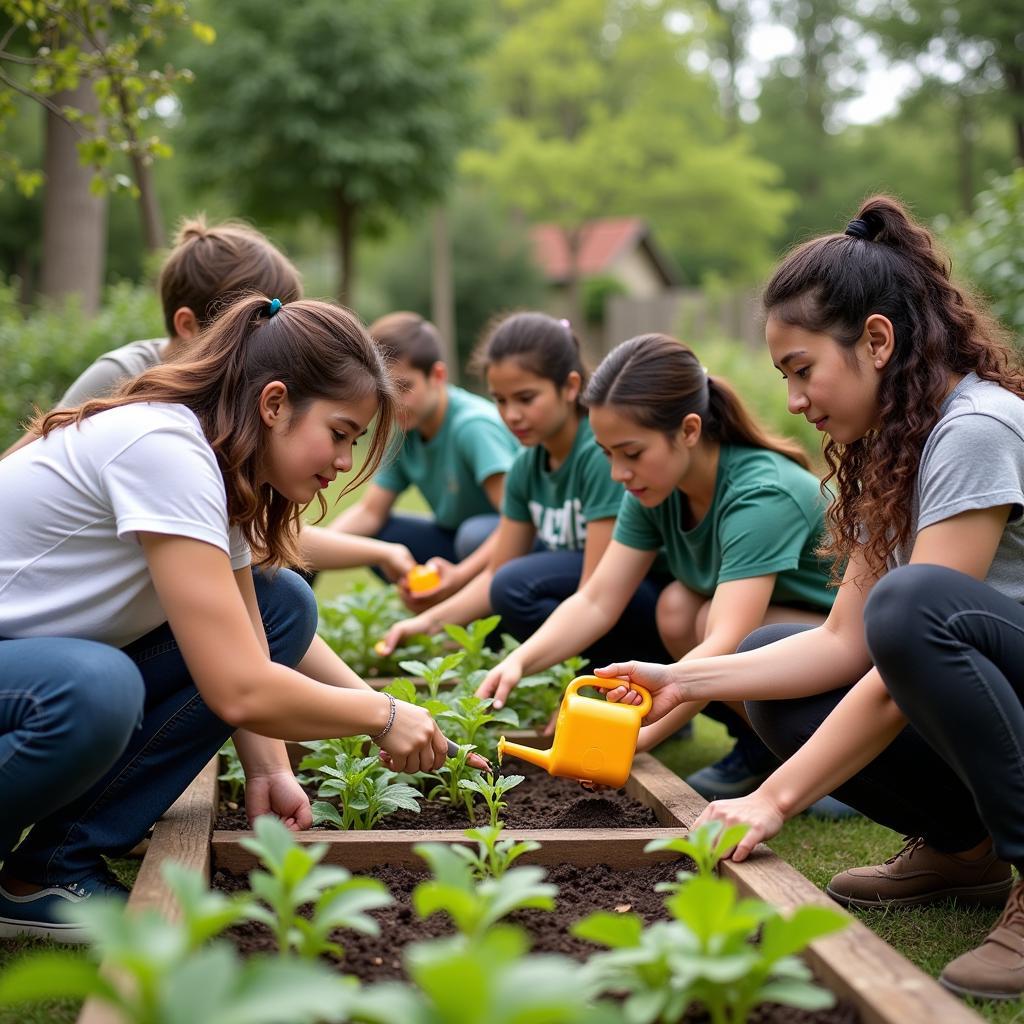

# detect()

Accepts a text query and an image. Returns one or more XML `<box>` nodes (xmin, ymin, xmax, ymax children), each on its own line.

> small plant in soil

<box><xmin>442</xmin><ymin>614</ymin><xmax>502</xmax><ymax>672</ymax></box>
<box><xmin>399</xmin><ymin>652</ymin><xmax>466</xmax><ymax>699</ymax></box>
<box><xmin>437</xmin><ymin>693</ymin><xmax>520</xmax><ymax>749</ymax></box>
<box><xmin>424</xmin><ymin>743</ymin><xmax>485</xmax><ymax>821</ymax></box>
<box><xmin>296</xmin><ymin>735</ymin><xmax>367</xmax><ymax>776</ymax></box>
<box><xmin>382</xmin><ymin>677</ymin><xmax>448</xmax><ymax>716</ymax></box>
<box><xmin>458</xmin><ymin>772</ymin><xmax>526</xmax><ymax>828</ymax></box>
<box><xmin>645</xmin><ymin>819</ymin><xmax>752</xmax><ymax>890</ymax></box>
<box><xmin>452</xmin><ymin>824</ymin><xmax>541</xmax><ymax>880</ymax></box>
<box><xmin>311</xmin><ymin>752</ymin><xmax>423</xmax><ymax>830</ymax></box>
<box><xmin>506</xmin><ymin>655</ymin><xmax>590</xmax><ymax>729</ymax></box>
<box><xmin>412</xmin><ymin>841</ymin><xmax>557</xmax><ymax>939</ymax></box>
<box><xmin>241</xmin><ymin>815</ymin><xmax>392</xmax><ymax>959</ymax></box>
<box><xmin>574</xmin><ymin>862</ymin><xmax>849</xmax><ymax>1024</ymax></box>
<box><xmin>218</xmin><ymin>738</ymin><xmax>246</xmax><ymax>803</ymax></box>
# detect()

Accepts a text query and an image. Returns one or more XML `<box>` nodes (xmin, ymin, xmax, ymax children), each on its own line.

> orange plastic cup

<box><xmin>406</xmin><ymin>563</ymin><xmax>441</xmax><ymax>594</ymax></box>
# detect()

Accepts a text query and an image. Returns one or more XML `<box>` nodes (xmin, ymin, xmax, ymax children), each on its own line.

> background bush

<box><xmin>0</xmin><ymin>282</ymin><xmax>163</xmax><ymax>449</ymax></box>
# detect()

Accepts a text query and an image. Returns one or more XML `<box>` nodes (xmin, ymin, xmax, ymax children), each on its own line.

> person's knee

<box><xmin>252</xmin><ymin>567</ymin><xmax>319</xmax><ymax>665</ymax></box>
<box><xmin>490</xmin><ymin>561</ymin><xmax>532</xmax><ymax>617</ymax></box>
<box><xmin>454</xmin><ymin>515</ymin><xmax>498</xmax><ymax>561</ymax></box>
<box><xmin>736</xmin><ymin>624</ymin><xmax>793</xmax><ymax>655</ymax></box>
<box><xmin>655</xmin><ymin>582</ymin><xmax>700</xmax><ymax>655</ymax></box>
<box><xmin>745</xmin><ymin>699</ymin><xmax>804</xmax><ymax>761</ymax></box>
<box><xmin>864</xmin><ymin>564</ymin><xmax>956</xmax><ymax>668</ymax></box>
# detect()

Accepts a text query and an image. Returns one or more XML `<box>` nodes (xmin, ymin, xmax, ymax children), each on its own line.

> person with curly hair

<box><xmin>593</xmin><ymin>195</ymin><xmax>1024</xmax><ymax>1002</ymax></box>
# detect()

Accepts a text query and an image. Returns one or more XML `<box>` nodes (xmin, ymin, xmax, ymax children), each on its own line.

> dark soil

<box><xmin>214</xmin><ymin>862</ymin><xmax>859</xmax><ymax>1023</ymax></box>
<box><xmin>214</xmin><ymin>762</ymin><xmax>661</xmax><ymax>831</ymax></box>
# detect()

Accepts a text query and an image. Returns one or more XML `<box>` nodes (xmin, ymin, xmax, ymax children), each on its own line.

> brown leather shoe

<box><xmin>941</xmin><ymin>879</ymin><xmax>1024</xmax><ymax>1000</ymax></box>
<box><xmin>826</xmin><ymin>836</ymin><xmax>1013</xmax><ymax>909</ymax></box>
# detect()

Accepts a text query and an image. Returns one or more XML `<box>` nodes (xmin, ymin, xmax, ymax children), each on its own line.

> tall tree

<box><xmin>179</xmin><ymin>0</ymin><xmax>482</xmax><ymax>305</ymax></box>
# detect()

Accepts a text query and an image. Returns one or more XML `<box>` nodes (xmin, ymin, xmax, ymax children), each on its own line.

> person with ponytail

<box><xmin>594</xmin><ymin>196</ymin><xmax>1024</xmax><ymax>1001</ymax></box>
<box><xmin>0</xmin><ymin>295</ymin><xmax>468</xmax><ymax>942</ymax></box>
<box><xmin>376</xmin><ymin>312</ymin><xmax>664</xmax><ymax>663</ymax></box>
<box><xmin>476</xmin><ymin>332</ymin><xmax>837</xmax><ymax>802</ymax></box>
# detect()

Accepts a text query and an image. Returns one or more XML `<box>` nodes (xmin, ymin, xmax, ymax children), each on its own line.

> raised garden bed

<box><xmin>77</xmin><ymin>754</ymin><xmax>984</xmax><ymax>1024</ymax></box>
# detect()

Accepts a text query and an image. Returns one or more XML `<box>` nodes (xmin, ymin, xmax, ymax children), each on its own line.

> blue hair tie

<box><xmin>267</xmin><ymin>298</ymin><xmax>282</xmax><ymax>317</ymax></box>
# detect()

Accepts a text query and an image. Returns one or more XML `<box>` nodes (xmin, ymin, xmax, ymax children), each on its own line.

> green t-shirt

<box><xmin>503</xmin><ymin>417</ymin><xmax>623</xmax><ymax>551</ymax></box>
<box><xmin>375</xmin><ymin>385</ymin><xmax>519</xmax><ymax>530</ymax></box>
<box><xmin>613</xmin><ymin>445</ymin><xmax>834</xmax><ymax>610</ymax></box>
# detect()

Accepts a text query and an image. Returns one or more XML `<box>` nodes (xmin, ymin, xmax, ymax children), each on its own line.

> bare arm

<box><xmin>580</xmin><ymin>517</ymin><xmax>615</xmax><ymax>584</ymax></box>
<box><xmin>327</xmin><ymin>484</ymin><xmax>397</xmax><ymax>538</ymax></box>
<box><xmin>299</xmin><ymin>523</ymin><xmax>414</xmax><ymax>582</ymax></box>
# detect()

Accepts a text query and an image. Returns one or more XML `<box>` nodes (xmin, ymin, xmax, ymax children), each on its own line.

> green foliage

<box><xmin>217</xmin><ymin>739</ymin><xmax>246</xmax><ymax>803</ymax></box>
<box><xmin>240</xmin><ymin>815</ymin><xmax>391</xmax><ymax>959</ymax></box>
<box><xmin>0</xmin><ymin>281</ymin><xmax>162</xmax><ymax>448</ymax></box>
<box><xmin>316</xmin><ymin>582</ymin><xmax>412</xmax><ymax>677</ymax></box>
<box><xmin>451</xmin><ymin>825</ymin><xmax>541</xmax><ymax>880</ymax></box>
<box><xmin>575</xmin><ymin>870</ymin><xmax>848</xmax><ymax>1024</ymax></box>
<box><xmin>645</xmin><ymin>820</ymin><xmax>752</xmax><ymax>887</ymax></box>
<box><xmin>424</xmin><ymin>744</ymin><xmax>485</xmax><ymax>823</ymax></box>
<box><xmin>437</xmin><ymin>694</ymin><xmax>519</xmax><ymax>749</ymax></box>
<box><xmin>412</xmin><ymin>842</ymin><xmax>556</xmax><ymax>938</ymax></box>
<box><xmin>458</xmin><ymin>773</ymin><xmax>525</xmax><ymax>829</ymax></box>
<box><xmin>506</xmin><ymin>654</ymin><xmax>587</xmax><ymax>729</ymax></box>
<box><xmin>295</xmin><ymin>736</ymin><xmax>368</xmax><ymax>777</ymax></box>
<box><xmin>311</xmin><ymin>752</ymin><xmax>423</xmax><ymax>830</ymax></box>
<box><xmin>0</xmin><ymin>0</ymin><xmax>212</xmax><ymax>196</ymax></box>
<box><xmin>944</xmin><ymin>169</ymin><xmax>1024</xmax><ymax>337</ymax></box>
<box><xmin>443</xmin><ymin>614</ymin><xmax>502</xmax><ymax>673</ymax></box>
<box><xmin>399</xmin><ymin>653</ymin><xmax>466</xmax><ymax>700</ymax></box>
<box><xmin>582</xmin><ymin>274</ymin><xmax>628</xmax><ymax>326</ymax></box>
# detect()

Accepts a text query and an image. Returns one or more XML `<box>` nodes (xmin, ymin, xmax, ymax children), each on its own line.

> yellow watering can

<box><xmin>497</xmin><ymin>675</ymin><xmax>652</xmax><ymax>788</ymax></box>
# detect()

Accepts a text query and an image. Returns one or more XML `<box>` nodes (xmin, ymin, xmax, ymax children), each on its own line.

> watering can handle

<box><xmin>565</xmin><ymin>675</ymin><xmax>653</xmax><ymax>717</ymax></box>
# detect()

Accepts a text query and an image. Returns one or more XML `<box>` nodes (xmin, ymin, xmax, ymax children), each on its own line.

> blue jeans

<box><xmin>0</xmin><ymin>568</ymin><xmax>317</xmax><ymax>883</ymax></box>
<box><xmin>489</xmin><ymin>549</ymin><xmax>673</xmax><ymax>666</ymax></box>
<box><xmin>744</xmin><ymin>565</ymin><xmax>1024</xmax><ymax>866</ymax></box>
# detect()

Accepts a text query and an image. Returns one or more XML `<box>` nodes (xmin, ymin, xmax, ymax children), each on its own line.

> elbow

<box><xmin>200</xmin><ymin>676</ymin><xmax>268</xmax><ymax>730</ymax></box>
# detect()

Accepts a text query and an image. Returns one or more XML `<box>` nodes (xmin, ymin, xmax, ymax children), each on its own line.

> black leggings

<box><xmin>743</xmin><ymin>564</ymin><xmax>1024</xmax><ymax>867</ymax></box>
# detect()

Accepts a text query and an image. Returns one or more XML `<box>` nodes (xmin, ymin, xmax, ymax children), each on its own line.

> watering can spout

<box><xmin>498</xmin><ymin>736</ymin><xmax>551</xmax><ymax>772</ymax></box>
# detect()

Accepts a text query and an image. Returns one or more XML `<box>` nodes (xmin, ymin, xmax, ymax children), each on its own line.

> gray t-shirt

<box><xmin>893</xmin><ymin>372</ymin><xmax>1024</xmax><ymax>601</ymax></box>
<box><xmin>58</xmin><ymin>339</ymin><xmax>167</xmax><ymax>406</ymax></box>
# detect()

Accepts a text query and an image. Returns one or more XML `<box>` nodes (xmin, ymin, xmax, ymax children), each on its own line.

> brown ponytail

<box><xmin>584</xmin><ymin>333</ymin><xmax>810</xmax><ymax>469</ymax></box>
<box><xmin>763</xmin><ymin>194</ymin><xmax>1024</xmax><ymax>578</ymax></box>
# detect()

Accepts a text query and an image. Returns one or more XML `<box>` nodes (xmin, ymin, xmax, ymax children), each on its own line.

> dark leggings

<box><xmin>744</xmin><ymin>564</ymin><xmax>1024</xmax><ymax>865</ymax></box>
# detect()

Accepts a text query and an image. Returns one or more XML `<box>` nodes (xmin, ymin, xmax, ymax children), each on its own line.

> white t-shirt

<box><xmin>0</xmin><ymin>403</ymin><xmax>251</xmax><ymax>647</ymax></box>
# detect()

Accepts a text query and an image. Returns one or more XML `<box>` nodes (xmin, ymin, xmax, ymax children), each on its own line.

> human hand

<box><xmin>377</xmin><ymin>614</ymin><xmax>435</xmax><ymax>658</ymax></box>
<box><xmin>397</xmin><ymin>557</ymin><xmax>461</xmax><ymax>612</ymax></box>
<box><xmin>244</xmin><ymin>770</ymin><xmax>313</xmax><ymax>831</ymax></box>
<box><xmin>380</xmin><ymin>543</ymin><xmax>416</xmax><ymax>583</ymax></box>
<box><xmin>475</xmin><ymin>654</ymin><xmax>524</xmax><ymax>710</ymax></box>
<box><xmin>690</xmin><ymin>789</ymin><xmax>785</xmax><ymax>862</ymax></box>
<box><xmin>592</xmin><ymin>660</ymin><xmax>684</xmax><ymax>724</ymax></box>
<box><xmin>376</xmin><ymin>697</ymin><xmax>448</xmax><ymax>774</ymax></box>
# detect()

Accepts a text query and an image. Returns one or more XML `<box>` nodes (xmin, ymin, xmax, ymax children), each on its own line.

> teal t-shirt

<box><xmin>375</xmin><ymin>385</ymin><xmax>519</xmax><ymax>530</ymax></box>
<box><xmin>613</xmin><ymin>445</ymin><xmax>834</xmax><ymax>610</ymax></box>
<box><xmin>503</xmin><ymin>417</ymin><xmax>623</xmax><ymax>550</ymax></box>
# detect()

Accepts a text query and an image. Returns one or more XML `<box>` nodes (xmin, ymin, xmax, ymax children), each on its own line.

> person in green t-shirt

<box><xmin>377</xmin><ymin>313</ymin><xmax>670</xmax><ymax>663</ymax></box>
<box><xmin>477</xmin><ymin>333</ymin><xmax>840</xmax><ymax>808</ymax></box>
<box><xmin>329</xmin><ymin>312</ymin><xmax>520</xmax><ymax>611</ymax></box>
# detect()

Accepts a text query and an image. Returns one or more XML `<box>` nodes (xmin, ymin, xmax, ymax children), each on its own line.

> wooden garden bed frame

<box><xmin>78</xmin><ymin>753</ymin><xmax>983</xmax><ymax>1024</ymax></box>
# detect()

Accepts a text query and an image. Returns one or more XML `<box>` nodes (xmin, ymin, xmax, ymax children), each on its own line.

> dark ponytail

<box><xmin>471</xmin><ymin>311</ymin><xmax>587</xmax><ymax>410</ymax></box>
<box><xmin>584</xmin><ymin>333</ymin><xmax>810</xmax><ymax>469</ymax></box>
<box><xmin>763</xmin><ymin>194</ymin><xmax>1024</xmax><ymax>577</ymax></box>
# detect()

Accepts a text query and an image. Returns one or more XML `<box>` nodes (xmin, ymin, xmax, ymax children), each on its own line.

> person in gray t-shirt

<box><xmin>588</xmin><ymin>196</ymin><xmax>1024</xmax><ymax>1000</ymax></box>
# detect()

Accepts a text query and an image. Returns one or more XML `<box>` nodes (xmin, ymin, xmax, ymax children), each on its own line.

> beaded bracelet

<box><xmin>370</xmin><ymin>692</ymin><xmax>397</xmax><ymax>744</ymax></box>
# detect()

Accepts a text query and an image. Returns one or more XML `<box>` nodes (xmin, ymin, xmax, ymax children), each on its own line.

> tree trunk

<box><xmin>39</xmin><ymin>86</ymin><xmax>107</xmax><ymax>313</ymax></box>
<box><xmin>336</xmin><ymin>191</ymin><xmax>357</xmax><ymax>307</ymax></box>
<box><xmin>131</xmin><ymin>151</ymin><xmax>165</xmax><ymax>251</ymax></box>
<box><xmin>431</xmin><ymin>205</ymin><xmax>458</xmax><ymax>378</ymax></box>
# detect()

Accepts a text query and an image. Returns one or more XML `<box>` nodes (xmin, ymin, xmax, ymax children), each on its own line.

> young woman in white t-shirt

<box><xmin>595</xmin><ymin>196</ymin><xmax>1024</xmax><ymax>1001</ymax></box>
<box><xmin>0</xmin><ymin>295</ymin><xmax>463</xmax><ymax>941</ymax></box>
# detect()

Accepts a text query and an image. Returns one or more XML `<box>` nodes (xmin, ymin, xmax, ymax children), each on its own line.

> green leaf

<box><xmin>756</xmin><ymin>978</ymin><xmax>837</xmax><ymax>1010</ymax></box>
<box><xmin>759</xmin><ymin>906</ymin><xmax>849</xmax><ymax>962</ymax></box>
<box><xmin>0</xmin><ymin>954</ymin><xmax>115</xmax><ymax>1004</ymax></box>
<box><xmin>190</xmin><ymin>20</ymin><xmax>216</xmax><ymax>44</ymax></box>
<box><xmin>571</xmin><ymin>910</ymin><xmax>645</xmax><ymax>948</ymax></box>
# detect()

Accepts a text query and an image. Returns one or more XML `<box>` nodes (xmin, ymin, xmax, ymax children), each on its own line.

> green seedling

<box><xmin>425</xmin><ymin>743</ymin><xmax>484</xmax><ymax>821</ymax></box>
<box><xmin>241</xmin><ymin>815</ymin><xmax>391</xmax><ymax>959</ymax></box>
<box><xmin>312</xmin><ymin>752</ymin><xmax>423</xmax><ymax>830</ymax></box>
<box><xmin>217</xmin><ymin>738</ymin><xmax>246</xmax><ymax>803</ymax></box>
<box><xmin>506</xmin><ymin>655</ymin><xmax>590</xmax><ymax>729</ymax></box>
<box><xmin>438</xmin><ymin>693</ymin><xmax>519</xmax><ymax>748</ymax></box>
<box><xmin>318</xmin><ymin>582</ymin><xmax>407</xmax><ymax>676</ymax></box>
<box><xmin>399</xmin><ymin>651</ymin><xmax>466</xmax><ymax>699</ymax></box>
<box><xmin>442</xmin><ymin>613</ymin><xmax>502</xmax><ymax>672</ymax></box>
<box><xmin>296</xmin><ymin>735</ymin><xmax>368</xmax><ymax>776</ymax></box>
<box><xmin>645</xmin><ymin>819</ymin><xmax>752</xmax><ymax>890</ymax></box>
<box><xmin>452</xmin><ymin>824</ymin><xmax>541</xmax><ymax>880</ymax></box>
<box><xmin>412</xmin><ymin>842</ymin><xmax>556</xmax><ymax>939</ymax></box>
<box><xmin>0</xmin><ymin>858</ymin><xmax>357</xmax><ymax>1023</ymax></box>
<box><xmin>383</xmin><ymin>677</ymin><xmax>448</xmax><ymax>716</ymax></box>
<box><xmin>458</xmin><ymin>772</ymin><xmax>525</xmax><ymax>828</ymax></box>
<box><xmin>575</xmin><ymin>871</ymin><xmax>848</xmax><ymax>1024</ymax></box>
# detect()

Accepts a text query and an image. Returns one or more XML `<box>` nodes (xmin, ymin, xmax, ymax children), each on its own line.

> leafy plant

<box><xmin>507</xmin><ymin>654</ymin><xmax>589</xmax><ymax>729</ymax></box>
<box><xmin>645</xmin><ymin>820</ymin><xmax>752</xmax><ymax>890</ymax></box>
<box><xmin>412</xmin><ymin>842</ymin><xmax>556</xmax><ymax>939</ymax></box>
<box><xmin>296</xmin><ymin>736</ymin><xmax>369</xmax><ymax>776</ymax></box>
<box><xmin>458</xmin><ymin>773</ymin><xmax>525</xmax><ymax>829</ymax></box>
<box><xmin>425</xmin><ymin>744</ymin><xmax>485</xmax><ymax>821</ymax></box>
<box><xmin>382</xmin><ymin>677</ymin><xmax>449</xmax><ymax>717</ymax></box>
<box><xmin>311</xmin><ymin>752</ymin><xmax>423</xmax><ymax>830</ymax></box>
<box><xmin>399</xmin><ymin>652</ymin><xmax>466</xmax><ymax>699</ymax></box>
<box><xmin>575</xmin><ymin>871</ymin><xmax>848</xmax><ymax>1024</ymax></box>
<box><xmin>438</xmin><ymin>693</ymin><xmax>519</xmax><ymax>748</ymax></box>
<box><xmin>218</xmin><ymin>738</ymin><xmax>247</xmax><ymax>803</ymax></box>
<box><xmin>452</xmin><ymin>825</ymin><xmax>541</xmax><ymax>880</ymax></box>
<box><xmin>240</xmin><ymin>815</ymin><xmax>391</xmax><ymax>959</ymax></box>
<box><xmin>442</xmin><ymin>614</ymin><xmax>502</xmax><ymax>672</ymax></box>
